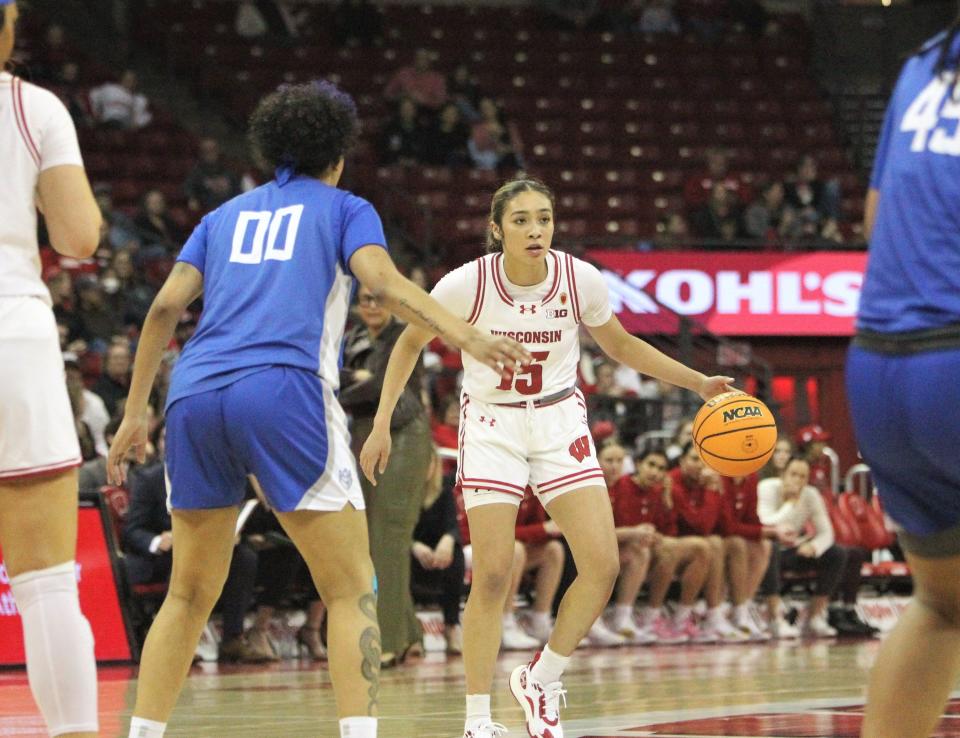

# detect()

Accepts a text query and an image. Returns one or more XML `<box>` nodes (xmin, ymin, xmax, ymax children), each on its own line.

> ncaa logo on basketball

<box><xmin>722</xmin><ymin>406</ymin><xmax>762</xmax><ymax>423</ymax></box>
<box><xmin>546</xmin><ymin>308</ymin><xmax>568</xmax><ymax>319</ymax></box>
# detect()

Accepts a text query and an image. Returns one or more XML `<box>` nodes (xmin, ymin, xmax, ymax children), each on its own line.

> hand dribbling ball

<box><xmin>692</xmin><ymin>391</ymin><xmax>777</xmax><ymax>477</ymax></box>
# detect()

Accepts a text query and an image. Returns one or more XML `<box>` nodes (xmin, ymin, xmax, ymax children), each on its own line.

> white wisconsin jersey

<box><xmin>0</xmin><ymin>73</ymin><xmax>84</xmax><ymax>304</ymax></box>
<box><xmin>431</xmin><ymin>249</ymin><xmax>612</xmax><ymax>403</ymax></box>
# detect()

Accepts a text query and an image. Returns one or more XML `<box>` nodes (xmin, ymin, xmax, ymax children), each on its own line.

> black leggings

<box><xmin>761</xmin><ymin>542</ymin><xmax>847</xmax><ymax>598</ymax></box>
<box><xmin>410</xmin><ymin>543</ymin><xmax>465</xmax><ymax>626</ymax></box>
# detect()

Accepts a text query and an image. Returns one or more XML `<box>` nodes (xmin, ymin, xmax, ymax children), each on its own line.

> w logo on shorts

<box><xmin>568</xmin><ymin>435</ymin><xmax>591</xmax><ymax>463</ymax></box>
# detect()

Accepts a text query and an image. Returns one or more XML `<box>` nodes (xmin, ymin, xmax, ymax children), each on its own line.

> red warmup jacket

<box><xmin>668</xmin><ymin>467</ymin><xmax>722</xmax><ymax>537</ymax></box>
<box><xmin>610</xmin><ymin>475</ymin><xmax>677</xmax><ymax>535</ymax></box>
<box><xmin>719</xmin><ymin>474</ymin><xmax>764</xmax><ymax>541</ymax></box>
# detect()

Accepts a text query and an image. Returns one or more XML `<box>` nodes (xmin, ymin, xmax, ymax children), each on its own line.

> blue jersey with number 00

<box><xmin>859</xmin><ymin>32</ymin><xmax>960</xmax><ymax>333</ymax></box>
<box><xmin>165</xmin><ymin>174</ymin><xmax>387</xmax><ymax>411</ymax></box>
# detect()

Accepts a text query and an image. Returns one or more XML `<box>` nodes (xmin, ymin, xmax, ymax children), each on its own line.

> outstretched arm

<box><xmin>107</xmin><ymin>263</ymin><xmax>203</xmax><ymax>484</ymax></box>
<box><xmin>586</xmin><ymin>314</ymin><xmax>733</xmax><ymax>401</ymax></box>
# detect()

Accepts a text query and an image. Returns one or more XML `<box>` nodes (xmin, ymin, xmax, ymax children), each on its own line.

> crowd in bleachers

<box><xmin>10</xmin><ymin>1</ymin><xmax>894</xmax><ymax>665</ymax></box>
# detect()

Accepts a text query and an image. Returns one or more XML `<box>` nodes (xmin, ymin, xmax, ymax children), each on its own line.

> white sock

<box><xmin>339</xmin><ymin>716</ymin><xmax>377</xmax><ymax>737</ymax></box>
<box><xmin>674</xmin><ymin>605</ymin><xmax>693</xmax><ymax>623</ymax></box>
<box><xmin>615</xmin><ymin>604</ymin><xmax>633</xmax><ymax>621</ymax></box>
<box><xmin>530</xmin><ymin>645</ymin><xmax>570</xmax><ymax>685</ymax></box>
<box><xmin>501</xmin><ymin>612</ymin><xmax>517</xmax><ymax>629</ymax></box>
<box><xmin>466</xmin><ymin>693</ymin><xmax>491</xmax><ymax>722</ymax></box>
<box><xmin>129</xmin><ymin>716</ymin><xmax>167</xmax><ymax>738</ymax></box>
<box><xmin>641</xmin><ymin>606</ymin><xmax>659</xmax><ymax>625</ymax></box>
<box><xmin>10</xmin><ymin>562</ymin><xmax>98</xmax><ymax>737</ymax></box>
<box><xmin>733</xmin><ymin>603</ymin><xmax>750</xmax><ymax>622</ymax></box>
<box><xmin>531</xmin><ymin>611</ymin><xmax>551</xmax><ymax>627</ymax></box>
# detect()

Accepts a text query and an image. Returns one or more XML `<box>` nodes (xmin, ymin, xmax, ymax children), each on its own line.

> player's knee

<box><xmin>583</xmin><ymin>547</ymin><xmax>620</xmax><ymax>590</ymax></box>
<box><xmin>725</xmin><ymin>536</ymin><xmax>747</xmax><ymax>556</ymax></box>
<box><xmin>472</xmin><ymin>567</ymin><xmax>512</xmax><ymax>598</ymax></box>
<box><xmin>916</xmin><ymin>587</ymin><xmax>960</xmax><ymax>629</ymax></box>
<box><xmin>691</xmin><ymin>538</ymin><xmax>712</xmax><ymax>562</ymax></box>
<box><xmin>313</xmin><ymin>558</ymin><xmax>375</xmax><ymax>603</ymax></box>
<box><xmin>167</xmin><ymin>573</ymin><xmax>227</xmax><ymax>617</ymax></box>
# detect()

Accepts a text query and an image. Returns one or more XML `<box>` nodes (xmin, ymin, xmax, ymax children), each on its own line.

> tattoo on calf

<box><xmin>359</xmin><ymin>592</ymin><xmax>381</xmax><ymax>713</ymax></box>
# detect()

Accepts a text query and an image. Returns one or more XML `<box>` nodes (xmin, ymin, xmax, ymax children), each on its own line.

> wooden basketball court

<box><xmin>5</xmin><ymin>637</ymin><xmax>959</xmax><ymax>737</ymax></box>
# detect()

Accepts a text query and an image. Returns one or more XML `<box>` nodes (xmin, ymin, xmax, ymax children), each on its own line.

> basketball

<box><xmin>692</xmin><ymin>391</ymin><xmax>777</xmax><ymax>477</ymax></box>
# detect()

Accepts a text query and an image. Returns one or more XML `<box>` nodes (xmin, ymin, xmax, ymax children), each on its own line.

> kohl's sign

<box><xmin>587</xmin><ymin>250</ymin><xmax>868</xmax><ymax>336</ymax></box>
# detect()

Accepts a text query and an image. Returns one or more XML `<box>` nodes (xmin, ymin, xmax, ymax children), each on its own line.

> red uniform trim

<box><xmin>456</xmin><ymin>396</ymin><xmax>470</xmax><ymax>488</ymax></box>
<box><xmin>536</xmin><ymin>468</ymin><xmax>605</xmax><ymax>494</ymax></box>
<box><xmin>11</xmin><ymin>78</ymin><xmax>41</xmax><ymax>168</ymax></box>
<box><xmin>491</xmin><ymin>254</ymin><xmax>515</xmax><ymax>306</ymax></box>
<box><xmin>0</xmin><ymin>456</ymin><xmax>82</xmax><ymax>481</ymax></box>
<box><xmin>459</xmin><ymin>482</ymin><xmax>525</xmax><ymax>498</ymax></box>
<box><xmin>541</xmin><ymin>251</ymin><xmax>562</xmax><ymax>305</ymax></box>
<box><xmin>460</xmin><ymin>476</ymin><xmax>526</xmax><ymax>492</ymax></box>
<box><xmin>565</xmin><ymin>253</ymin><xmax>582</xmax><ymax>323</ymax></box>
<box><xmin>467</xmin><ymin>259</ymin><xmax>486</xmax><ymax>325</ymax></box>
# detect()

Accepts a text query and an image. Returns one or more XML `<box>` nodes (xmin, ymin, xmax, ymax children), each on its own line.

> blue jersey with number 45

<box><xmin>859</xmin><ymin>32</ymin><xmax>960</xmax><ymax>333</ymax></box>
<box><xmin>165</xmin><ymin>173</ymin><xmax>387</xmax><ymax>411</ymax></box>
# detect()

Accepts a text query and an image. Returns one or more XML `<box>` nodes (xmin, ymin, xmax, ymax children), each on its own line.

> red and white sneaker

<box><xmin>650</xmin><ymin>614</ymin><xmax>689</xmax><ymax>644</ymax></box>
<box><xmin>509</xmin><ymin>659</ymin><xmax>566</xmax><ymax>738</ymax></box>
<box><xmin>463</xmin><ymin>718</ymin><xmax>508</xmax><ymax>737</ymax></box>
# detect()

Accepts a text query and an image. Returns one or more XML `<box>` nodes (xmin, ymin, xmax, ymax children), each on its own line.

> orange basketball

<box><xmin>692</xmin><ymin>391</ymin><xmax>777</xmax><ymax>477</ymax></box>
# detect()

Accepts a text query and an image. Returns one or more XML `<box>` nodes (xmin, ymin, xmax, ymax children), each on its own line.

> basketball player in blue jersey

<box><xmin>847</xmin><ymin>18</ymin><xmax>960</xmax><ymax>738</ymax></box>
<box><xmin>106</xmin><ymin>81</ymin><xmax>529</xmax><ymax>738</ymax></box>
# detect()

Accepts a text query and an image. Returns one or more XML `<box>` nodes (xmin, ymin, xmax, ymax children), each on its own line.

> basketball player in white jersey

<box><xmin>0</xmin><ymin>3</ymin><xmax>102</xmax><ymax>736</ymax></box>
<box><xmin>361</xmin><ymin>178</ymin><xmax>733</xmax><ymax>738</ymax></box>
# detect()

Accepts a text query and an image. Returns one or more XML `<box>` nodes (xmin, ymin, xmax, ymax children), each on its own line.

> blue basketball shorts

<box><xmin>846</xmin><ymin>344</ymin><xmax>960</xmax><ymax>556</ymax></box>
<box><xmin>165</xmin><ymin>366</ymin><xmax>364</xmax><ymax>513</ymax></box>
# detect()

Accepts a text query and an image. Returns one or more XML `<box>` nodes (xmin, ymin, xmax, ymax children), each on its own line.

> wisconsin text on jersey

<box><xmin>489</xmin><ymin>328</ymin><xmax>563</xmax><ymax>343</ymax></box>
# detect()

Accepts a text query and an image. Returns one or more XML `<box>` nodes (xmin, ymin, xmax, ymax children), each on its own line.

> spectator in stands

<box><xmin>665</xmin><ymin>418</ymin><xmax>694</xmax><ymax>463</ymax></box>
<box><xmin>122</xmin><ymin>458</ymin><xmax>268</xmax><ymax>662</ymax></box>
<box><xmin>241</xmin><ymin>490</ymin><xmax>326</xmax><ymax>660</ymax></box>
<box><xmin>668</xmin><ymin>442</ymin><xmax>752</xmax><ymax>640</ymax></box>
<box><xmin>637</xmin><ymin>0</ymin><xmax>680</xmax><ymax>35</ymax></box>
<box><xmin>691</xmin><ymin>184</ymin><xmax>743</xmax><ymax>244</ymax></box>
<box><xmin>411</xmin><ymin>455</ymin><xmax>465</xmax><ymax>653</ymax></box>
<box><xmin>184</xmin><ymin>138</ymin><xmax>241</xmax><ymax>213</ymax></box>
<box><xmin>134</xmin><ymin>189</ymin><xmax>183</xmax><ymax>254</ymax></box>
<box><xmin>683</xmin><ymin>148</ymin><xmax>749</xmax><ymax>210</ymax></box>
<box><xmin>592</xmin><ymin>359</ymin><xmax>635</xmax><ymax>398</ymax></box>
<box><xmin>655</xmin><ymin>212</ymin><xmax>691</xmax><ymax>249</ymax></box>
<box><xmin>512</xmin><ymin>490</ymin><xmax>571</xmax><ymax>646</ymax></box>
<box><xmin>93</xmin><ymin>183</ymin><xmax>142</xmax><ymax>252</ymax></box>
<box><xmin>422</xmin><ymin>103</ymin><xmax>470</xmax><ymax>167</ymax></box>
<box><xmin>78</xmin><ymin>418</ymin><xmax>121</xmax><ymax>493</ymax></box>
<box><xmin>431</xmin><ymin>396</ymin><xmax>460</xmax><ymax>450</ymax></box>
<box><xmin>447</xmin><ymin>63</ymin><xmax>482</xmax><ymax>122</ymax></box>
<box><xmin>65</xmin><ymin>356</ymin><xmax>110</xmax><ymax>458</ymax></box>
<box><xmin>384</xmin><ymin>48</ymin><xmax>447</xmax><ymax>110</ymax></box>
<box><xmin>742</xmin><ymin>180</ymin><xmax>799</xmax><ymax>244</ymax></box>
<box><xmin>45</xmin><ymin>267</ymin><xmax>82</xmax><ymax>344</ymax></box>
<box><xmin>760</xmin><ymin>435</ymin><xmax>793</xmax><ymax>479</ymax></box>
<box><xmin>332</xmin><ymin>0</ymin><xmax>382</xmax><ymax>47</ymax></box>
<box><xmin>93</xmin><ymin>341</ymin><xmax>131</xmax><ymax>417</ymax></box>
<box><xmin>340</xmin><ymin>285</ymin><xmax>434</xmax><ymax>668</ymax></box>
<box><xmin>468</xmin><ymin>97</ymin><xmax>524</xmax><ymax>171</ymax></box>
<box><xmin>796</xmin><ymin>424</ymin><xmax>832</xmax><ymax>493</ymax></box>
<box><xmin>379</xmin><ymin>97</ymin><xmax>426</xmax><ymax>166</ymax></box>
<box><xmin>89</xmin><ymin>69</ymin><xmax>152</xmax><ymax>130</ymax></box>
<box><xmin>613</xmin><ymin>447</ymin><xmax>712</xmax><ymax>643</ymax></box>
<box><xmin>109</xmin><ymin>249</ymin><xmax>156</xmax><ymax>328</ymax></box>
<box><xmin>758</xmin><ymin>456</ymin><xmax>846</xmax><ymax>637</ymax></box>
<box><xmin>76</xmin><ymin>275</ymin><xmax>124</xmax><ymax>347</ymax></box>
<box><xmin>785</xmin><ymin>154</ymin><xmax>842</xmax><ymax>244</ymax></box>
<box><xmin>55</xmin><ymin>62</ymin><xmax>93</xmax><ymax>128</ymax></box>
<box><xmin>28</xmin><ymin>23</ymin><xmax>70</xmax><ymax>83</ymax></box>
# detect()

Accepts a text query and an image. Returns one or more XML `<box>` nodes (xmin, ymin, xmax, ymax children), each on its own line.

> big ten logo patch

<box><xmin>546</xmin><ymin>308</ymin><xmax>568</xmax><ymax>319</ymax></box>
<box><xmin>568</xmin><ymin>435</ymin><xmax>591</xmax><ymax>463</ymax></box>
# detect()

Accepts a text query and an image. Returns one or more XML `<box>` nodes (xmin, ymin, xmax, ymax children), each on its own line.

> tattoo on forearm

<box><xmin>358</xmin><ymin>592</ymin><xmax>381</xmax><ymax>713</ymax></box>
<box><xmin>397</xmin><ymin>298</ymin><xmax>448</xmax><ymax>340</ymax></box>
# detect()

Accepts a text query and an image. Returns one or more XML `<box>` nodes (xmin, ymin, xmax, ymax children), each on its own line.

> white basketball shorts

<box><xmin>456</xmin><ymin>388</ymin><xmax>605</xmax><ymax>510</ymax></box>
<box><xmin>0</xmin><ymin>297</ymin><xmax>81</xmax><ymax>481</ymax></box>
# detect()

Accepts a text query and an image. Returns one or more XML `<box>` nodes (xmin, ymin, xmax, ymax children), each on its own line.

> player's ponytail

<box><xmin>485</xmin><ymin>177</ymin><xmax>556</xmax><ymax>253</ymax></box>
<box><xmin>916</xmin><ymin>14</ymin><xmax>960</xmax><ymax>98</ymax></box>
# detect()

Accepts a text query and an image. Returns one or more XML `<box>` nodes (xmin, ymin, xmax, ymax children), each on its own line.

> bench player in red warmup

<box><xmin>361</xmin><ymin>178</ymin><xmax>733</xmax><ymax>738</ymax></box>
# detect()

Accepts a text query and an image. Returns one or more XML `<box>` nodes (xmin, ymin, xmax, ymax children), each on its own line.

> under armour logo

<box><xmin>477</xmin><ymin>415</ymin><xmax>496</xmax><ymax>427</ymax></box>
<box><xmin>519</xmin><ymin>304</ymin><xmax>537</xmax><ymax>314</ymax></box>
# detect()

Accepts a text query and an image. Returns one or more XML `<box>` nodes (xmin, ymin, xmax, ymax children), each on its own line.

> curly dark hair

<box><xmin>248</xmin><ymin>80</ymin><xmax>359</xmax><ymax>178</ymax></box>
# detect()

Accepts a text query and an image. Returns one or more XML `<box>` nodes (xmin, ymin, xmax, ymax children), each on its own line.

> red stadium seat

<box><xmin>839</xmin><ymin>492</ymin><xmax>897</xmax><ymax>550</ymax></box>
<box><xmin>820</xmin><ymin>490</ymin><xmax>861</xmax><ymax>547</ymax></box>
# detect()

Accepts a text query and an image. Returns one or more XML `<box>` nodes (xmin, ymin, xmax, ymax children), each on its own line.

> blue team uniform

<box><xmin>847</xmin><ymin>32</ymin><xmax>960</xmax><ymax>554</ymax></box>
<box><xmin>164</xmin><ymin>170</ymin><xmax>387</xmax><ymax>512</ymax></box>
